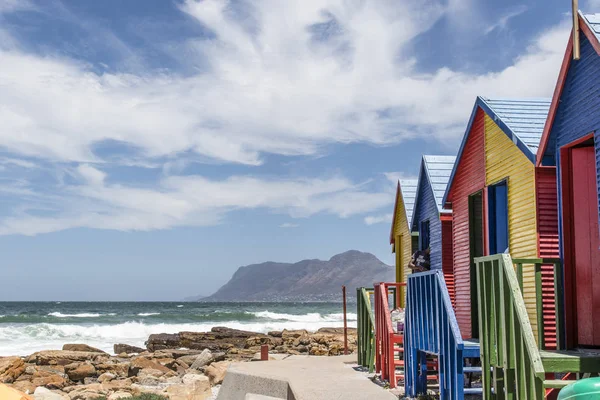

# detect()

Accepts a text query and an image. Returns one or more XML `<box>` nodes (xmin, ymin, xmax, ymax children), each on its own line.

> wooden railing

<box><xmin>357</xmin><ymin>287</ymin><xmax>376</xmax><ymax>372</ymax></box>
<box><xmin>475</xmin><ymin>254</ymin><xmax>546</xmax><ymax>398</ymax></box>
<box><xmin>374</xmin><ymin>282</ymin><xmax>404</xmax><ymax>388</ymax></box>
<box><xmin>404</xmin><ymin>270</ymin><xmax>465</xmax><ymax>399</ymax></box>
<box><xmin>512</xmin><ymin>258</ymin><xmax>564</xmax><ymax>350</ymax></box>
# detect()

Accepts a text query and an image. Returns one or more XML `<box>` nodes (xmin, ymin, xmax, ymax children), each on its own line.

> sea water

<box><xmin>0</xmin><ymin>302</ymin><xmax>357</xmax><ymax>356</ymax></box>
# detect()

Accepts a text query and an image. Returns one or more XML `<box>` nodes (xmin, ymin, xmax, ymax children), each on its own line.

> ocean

<box><xmin>0</xmin><ymin>302</ymin><xmax>357</xmax><ymax>356</ymax></box>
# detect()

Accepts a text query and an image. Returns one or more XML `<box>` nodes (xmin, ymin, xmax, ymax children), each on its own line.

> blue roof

<box><xmin>583</xmin><ymin>13</ymin><xmax>600</xmax><ymax>43</ymax></box>
<box><xmin>411</xmin><ymin>155</ymin><xmax>456</xmax><ymax>230</ymax></box>
<box><xmin>442</xmin><ymin>96</ymin><xmax>551</xmax><ymax>207</ymax></box>
<box><xmin>399</xmin><ymin>179</ymin><xmax>418</xmax><ymax>228</ymax></box>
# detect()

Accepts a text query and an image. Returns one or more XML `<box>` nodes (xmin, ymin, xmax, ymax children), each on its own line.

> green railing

<box><xmin>512</xmin><ymin>258</ymin><xmax>564</xmax><ymax>350</ymax></box>
<box><xmin>475</xmin><ymin>254</ymin><xmax>546</xmax><ymax>398</ymax></box>
<box><xmin>357</xmin><ymin>287</ymin><xmax>376</xmax><ymax>372</ymax></box>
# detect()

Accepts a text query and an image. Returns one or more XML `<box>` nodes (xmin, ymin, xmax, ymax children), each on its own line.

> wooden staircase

<box><xmin>475</xmin><ymin>254</ymin><xmax>600</xmax><ymax>399</ymax></box>
<box><xmin>404</xmin><ymin>271</ymin><xmax>483</xmax><ymax>398</ymax></box>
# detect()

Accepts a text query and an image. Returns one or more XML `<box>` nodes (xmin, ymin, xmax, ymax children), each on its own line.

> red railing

<box><xmin>374</xmin><ymin>282</ymin><xmax>405</xmax><ymax>388</ymax></box>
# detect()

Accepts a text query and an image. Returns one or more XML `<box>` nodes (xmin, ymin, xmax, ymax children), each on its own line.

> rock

<box><xmin>136</xmin><ymin>375</ymin><xmax>161</xmax><ymax>386</ymax></box>
<box><xmin>65</xmin><ymin>364</ymin><xmax>96</xmax><ymax>382</ymax></box>
<box><xmin>97</xmin><ymin>372</ymin><xmax>115</xmax><ymax>383</ymax></box>
<box><xmin>82</xmin><ymin>378</ymin><xmax>97</xmax><ymax>385</ymax></box>
<box><xmin>189</xmin><ymin>349</ymin><xmax>213</xmax><ymax>370</ymax></box>
<box><xmin>152</xmin><ymin>349</ymin><xmax>204</xmax><ymax>359</ymax></box>
<box><xmin>244</xmin><ymin>337</ymin><xmax>271</xmax><ymax>348</ymax></box>
<box><xmin>107</xmin><ymin>392</ymin><xmax>132</xmax><ymax>400</ymax></box>
<box><xmin>309</xmin><ymin>344</ymin><xmax>328</xmax><ymax>356</ymax></box>
<box><xmin>27</xmin><ymin>351</ymin><xmax>107</xmax><ymax>366</ymax></box>
<box><xmin>11</xmin><ymin>380</ymin><xmax>37</xmax><ymax>394</ymax></box>
<box><xmin>62</xmin><ymin>345</ymin><xmax>106</xmax><ymax>354</ymax></box>
<box><xmin>31</xmin><ymin>372</ymin><xmax>67</xmax><ymax>390</ymax></box>
<box><xmin>33</xmin><ymin>387</ymin><xmax>69</xmax><ymax>399</ymax></box>
<box><xmin>204</xmin><ymin>361</ymin><xmax>230</xmax><ymax>385</ymax></box>
<box><xmin>113</xmin><ymin>344</ymin><xmax>145</xmax><ymax>355</ymax></box>
<box><xmin>268</xmin><ymin>331</ymin><xmax>282</xmax><ymax>337</ymax></box>
<box><xmin>167</xmin><ymin>374</ymin><xmax>211</xmax><ymax>400</ymax></box>
<box><xmin>0</xmin><ymin>357</ymin><xmax>25</xmax><ymax>383</ymax></box>
<box><xmin>68</xmin><ymin>389</ymin><xmax>105</xmax><ymax>400</ymax></box>
<box><xmin>147</xmin><ymin>327</ymin><xmax>266</xmax><ymax>352</ymax></box>
<box><xmin>100</xmin><ymin>378</ymin><xmax>133</xmax><ymax>392</ymax></box>
<box><xmin>137</xmin><ymin>368</ymin><xmax>164</xmax><ymax>378</ymax></box>
<box><xmin>94</xmin><ymin>363</ymin><xmax>128</xmax><ymax>378</ymax></box>
<box><xmin>128</xmin><ymin>358</ymin><xmax>170</xmax><ymax>377</ymax></box>
<box><xmin>281</xmin><ymin>329</ymin><xmax>308</xmax><ymax>339</ymax></box>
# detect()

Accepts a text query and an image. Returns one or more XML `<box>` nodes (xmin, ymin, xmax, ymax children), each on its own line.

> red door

<box><xmin>570</xmin><ymin>146</ymin><xmax>600</xmax><ymax>346</ymax></box>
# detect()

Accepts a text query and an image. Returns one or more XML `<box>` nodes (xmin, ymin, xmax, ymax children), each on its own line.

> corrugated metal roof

<box><xmin>422</xmin><ymin>155</ymin><xmax>456</xmax><ymax>213</ymax></box>
<box><xmin>399</xmin><ymin>179</ymin><xmax>418</xmax><ymax>227</ymax></box>
<box><xmin>584</xmin><ymin>13</ymin><xmax>600</xmax><ymax>43</ymax></box>
<box><xmin>480</xmin><ymin>98</ymin><xmax>551</xmax><ymax>154</ymax></box>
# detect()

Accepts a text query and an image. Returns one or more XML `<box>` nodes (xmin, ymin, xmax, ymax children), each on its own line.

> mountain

<box><xmin>202</xmin><ymin>250</ymin><xmax>394</xmax><ymax>302</ymax></box>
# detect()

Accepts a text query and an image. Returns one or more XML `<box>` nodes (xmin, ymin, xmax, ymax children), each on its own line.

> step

<box><xmin>463</xmin><ymin>366</ymin><xmax>482</xmax><ymax>374</ymax></box>
<box><xmin>540</xmin><ymin>349</ymin><xmax>600</xmax><ymax>373</ymax></box>
<box><xmin>463</xmin><ymin>387</ymin><xmax>483</xmax><ymax>395</ymax></box>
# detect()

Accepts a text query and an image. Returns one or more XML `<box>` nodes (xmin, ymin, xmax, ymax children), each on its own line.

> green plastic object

<box><xmin>558</xmin><ymin>378</ymin><xmax>600</xmax><ymax>399</ymax></box>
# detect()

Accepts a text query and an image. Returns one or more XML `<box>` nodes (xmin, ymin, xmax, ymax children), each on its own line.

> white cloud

<box><xmin>279</xmin><ymin>223</ymin><xmax>299</xmax><ymax>228</ymax></box>
<box><xmin>364</xmin><ymin>213</ymin><xmax>393</xmax><ymax>225</ymax></box>
<box><xmin>0</xmin><ymin>170</ymin><xmax>393</xmax><ymax>235</ymax></box>
<box><xmin>384</xmin><ymin>172</ymin><xmax>419</xmax><ymax>184</ymax></box>
<box><xmin>0</xmin><ymin>0</ymin><xmax>569</xmax><ymax>168</ymax></box>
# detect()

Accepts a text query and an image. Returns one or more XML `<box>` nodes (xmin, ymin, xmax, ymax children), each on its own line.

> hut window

<box><xmin>419</xmin><ymin>220</ymin><xmax>430</xmax><ymax>251</ymax></box>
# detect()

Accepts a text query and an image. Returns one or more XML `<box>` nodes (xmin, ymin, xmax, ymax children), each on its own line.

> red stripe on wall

<box><xmin>442</xmin><ymin>219</ymin><xmax>455</xmax><ymax>307</ymax></box>
<box><xmin>448</xmin><ymin>109</ymin><xmax>486</xmax><ymax>339</ymax></box>
<box><xmin>536</xmin><ymin>166</ymin><xmax>560</xmax><ymax>349</ymax></box>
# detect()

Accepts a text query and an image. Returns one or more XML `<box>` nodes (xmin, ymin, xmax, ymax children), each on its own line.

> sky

<box><xmin>0</xmin><ymin>0</ymin><xmax>594</xmax><ymax>301</ymax></box>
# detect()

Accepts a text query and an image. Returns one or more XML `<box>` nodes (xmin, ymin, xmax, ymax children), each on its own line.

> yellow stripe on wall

<box><xmin>392</xmin><ymin>193</ymin><xmax>412</xmax><ymax>307</ymax></box>
<box><xmin>484</xmin><ymin>115</ymin><xmax>539</xmax><ymax>341</ymax></box>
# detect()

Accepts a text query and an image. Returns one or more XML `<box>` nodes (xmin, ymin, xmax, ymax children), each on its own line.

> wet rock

<box><xmin>268</xmin><ymin>331</ymin><xmax>282</xmax><ymax>337</ymax></box>
<box><xmin>113</xmin><ymin>345</ymin><xmax>145</xmax><ymax>355</ymax></box>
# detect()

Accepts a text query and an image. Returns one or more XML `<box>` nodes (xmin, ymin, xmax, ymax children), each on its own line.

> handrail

<box><xmin>475</xmin><ymin>254</ymin><xmax>546</xmax><ymax>398</ymax></box>
<box><xmin>374</xmin><ymin>282</ymin><xmax>405</xmax><ymax>388</ymax></box>
<box><xmin>512</xmin><ymin>257</ymin><xmax>564</xmax><ymax>350</ymax></box>
<box><xmin>404</xmin><ymin>270</ymin><xmax>464</xmax><ymax>399</ymax></box>
<box><xmin>357</xmin><ymin>287</ymin><xmax>376</xmax><ymax>372</ymax></box>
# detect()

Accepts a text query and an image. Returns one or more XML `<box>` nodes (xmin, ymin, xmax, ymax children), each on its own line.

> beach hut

<box><xmin>410</xmin><ymin>156</ymin><xmax>456</xmax><ymax>302</ymax></box>
<box><xmin>442</xmin><ymin>97</ymin><xmax>556</xmax><ymax>345</ymax></box>
<box><xmin>537</xmin><ymin>11</ymin><xmax>600</xmax><ymax>349</ymax></box>
<box><xmin>389</xmin><ymin>179</ymin><xmax>418</xmax><ymax>306</ymax></box>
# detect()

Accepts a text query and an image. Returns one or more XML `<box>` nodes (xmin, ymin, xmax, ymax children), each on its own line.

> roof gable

<box><xmin>443</xmin><ymin>96</ymin><xmax>550</xmax><ymax>206</ymax></box>
<box><xmin>389</xmin><ymin>179</ymin><xmax>418</xmax><ymax>244</ymax></box>
<box><xmin>537</xmin><ymin>12</ymin><xmax>600</xmax><ymax>166</ymax></box>
<box><xmin>411</xmin><ymin>155</ymin><xmax>455</xmax><ymax>229</ymax></box>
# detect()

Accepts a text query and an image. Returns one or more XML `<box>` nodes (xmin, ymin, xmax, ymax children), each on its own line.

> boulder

<box><xmin>31</xmin><ymin>372</ymin><xmax>67</xmax><ymax>390</ymax></box>
<box><xmin>26</xmin><ymin>351</ymin><xmax>107</xmax><ymax>366</ymax></box>
<box><xmin>61</xmin><ymin>345</ymin><xmax>106</xmax><ymax>355</ymax></box>
<box><xmin>11</xmin><ymin>380</ymin><xmax>37</xmax><ymax>394</ymax></box>
<box><xmin>204</xmin><ymin>361</ymin><xmax>230</xmax><ymax>385</ymax></box>
<box><xmin>281</xmin><ymin>329</ymin><xmax>308</xmax><ymax>339</ymax></box>
<box><xmin>0</xmin><ymin>383</ymin><xmax>34</xmax><ymax>400</ymax></box>
<box><xmin>94</xmin><ymin>363</ymin><xmax>128</xmax><ymax>378</ymax></box>
<box><xmin>189</xmin><ymin>349</ymin><xmax>213</xmax><ymax>370</ymax></box>
<box><xmin>268</xmin><ymin>331</ymin><xmax>282</xmax><ymax>338</ymax></box>
<box><xmin>113</xmin><ymin>345</ymin><xmax>144</xmax><ymax>355</ymax></box>
<box><xmin>96</xmin><ymin>373</ymin><xmax>115</xmax><ymax>383</ymax></box>
<box><xmin>128</xmin><ymin>358</ymin><xmax>170</xmax><ymax>377</ymax></box>
<box><xmin>0</xmin><ymin>357</ymin><xmax>25</xmax><ymax>383</ymax></box>
<box><xmin>67</xmin><ymin>389</ymin><xmax>105</xmax><ymax>400</ymax></box>
<box><xmin>33</xmin><ymin>387</ymin><xmax>69</xmax><ymax>399</ymax></box>
<box><xmin>166</xmin><ymin>374</ymin><xmax>211</xmax><ymax>400</ymax></box>
<box><xmin>309</xmin><ymin>344</ymin><xmax>328</xmax><ymax>356</ymax></box>
<box><xmin>65</xmin><ymin>364</ymin><xmax>96</xmax><ymax>382</ymax></box>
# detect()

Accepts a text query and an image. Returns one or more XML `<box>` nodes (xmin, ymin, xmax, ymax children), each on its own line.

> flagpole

<box><xmin>573</xmin><ymin>0</ymin><xmax>580</xmax><ymax>60</ymax></box>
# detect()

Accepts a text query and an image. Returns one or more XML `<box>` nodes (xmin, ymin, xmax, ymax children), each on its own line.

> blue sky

<box><xmin>0</xmin><ymin>0</ymin><xmax>592</xmax><ymax>300</ymax></box>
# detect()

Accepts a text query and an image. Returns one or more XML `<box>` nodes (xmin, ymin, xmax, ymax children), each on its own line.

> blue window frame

<box><xmin>419</xmin><ymin>220</ymin><xmax>430</xmax><ymax>251</ymax></box>
<box><xmin>488</xmin><ymin>180</ymin><xmax>509</xmax><ymax>254</ymax></box>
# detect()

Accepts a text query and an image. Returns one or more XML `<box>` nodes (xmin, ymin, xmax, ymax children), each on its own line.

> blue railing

<box><xmin>404</xmin><ymin>270</ymin><xmax>465</xmax><ymax>399</ymax></box>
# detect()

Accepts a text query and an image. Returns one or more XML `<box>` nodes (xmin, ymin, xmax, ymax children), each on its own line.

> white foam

<box><xmin>0</xmin><ymin>319</ymin><xmax>357</xmax><ymax>356</ymax></box>
<box><xmin>47</xmin><ymin>312</ymin><xmax>116</xmax><ymax>318</ymax></box>
<box><xmin>177</xmin><ymin>305</ymin><xmax>184</xmax><ymax>308</ymax></box>
<box><xmin>251</xmin><ymin>311</ymin><xmax>357</xmax><ymax>322</ymax></box>
<box><xmin>137</xmin><ymin>313</ymin><xmax>160</xmax><ymax>317</ymax></box>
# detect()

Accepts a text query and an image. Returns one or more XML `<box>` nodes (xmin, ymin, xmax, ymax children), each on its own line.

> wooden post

<box><xmin>260</xmin><ymin>344</ymin><xmax>268</xmax><ymax>361</ymax></box>
<box><xmin>342</xmin><ymin>285</ymin><xmax>348</xmax><ymax>355</ymax></box>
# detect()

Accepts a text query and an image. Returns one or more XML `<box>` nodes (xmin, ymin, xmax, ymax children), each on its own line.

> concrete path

<box><xmin>217</xmin><ymin>355</ymin><xmax>398</xmax><ymax>400</ymax></box>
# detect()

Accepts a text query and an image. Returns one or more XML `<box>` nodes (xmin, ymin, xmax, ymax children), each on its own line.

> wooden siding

<box><xmin>535</xmin><ymin>167</ymin><xmax>560</xmax><ymax>349</ymax></box>
<box><xmin>442</xmin><ymin>219</ymin><xmax>455</xmax><ymax>306</ymax></box>
<box><xmin>392</xmin><ymin>191</ymin><xmax>412</xmax><ymax>307</ymax></box>
<box><xmin>412</xmin><ymin>164</ymin><xmax>443</xmax><ymax>271</ymax></box>
<box><xmin>447</xmin><ymin>109</ymin><xmax>486</xmax><ymax>339</ymax></box>
<box><xmin>485</xmin><ymin>114</ymin><xmax>539</xmax><ymax>340</ymax></box>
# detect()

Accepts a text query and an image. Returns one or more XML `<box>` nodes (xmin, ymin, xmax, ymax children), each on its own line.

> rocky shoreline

<box><xmin>0</xmin><ymin>326</ymin><xmax>357</xmax><ymax>399</ymax></box>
